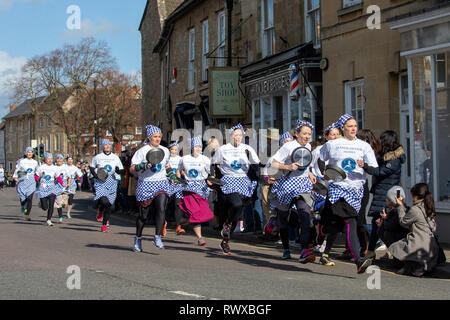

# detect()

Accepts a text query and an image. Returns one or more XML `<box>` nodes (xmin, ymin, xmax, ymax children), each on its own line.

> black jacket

<box><xmin>377</xmin><ymin>206</ymin><xmax>409</xmax><ymax>247</ymax></box>
<box><xmin>363</xmin><ymin>146</ymin><xmax>406</xmax><ymax>216</ymax></box>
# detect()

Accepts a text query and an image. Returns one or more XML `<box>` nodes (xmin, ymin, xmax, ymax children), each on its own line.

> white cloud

<box><xmin>62</xmin><ymin>18</ymin><xmax>120</xmax><ymax>40</ymax></box>
<box><xmin>0</xmin><ymin>51</ymin><xmax>27</xmax><ymax>117</ymax></box>
<box><xmin>0</xmin><ymin>0</ymin><xmax>49</xmax><ymax>12</ymax></box>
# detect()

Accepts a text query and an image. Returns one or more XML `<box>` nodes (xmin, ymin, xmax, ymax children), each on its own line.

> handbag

<box><xmin>418</xmin><ymin>206</ymin><xmax>446</xmax><ymax>265</ymax></box>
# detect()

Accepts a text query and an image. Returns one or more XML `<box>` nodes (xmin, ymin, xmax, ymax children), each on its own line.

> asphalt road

<box><xmin>0</xmin><ymin>187</ymin><xmax>449</xmax><ymax>300</ymax></box>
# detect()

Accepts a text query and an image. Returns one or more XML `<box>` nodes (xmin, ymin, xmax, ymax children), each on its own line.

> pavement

<box><xmin>1</xmin><ymin>187</ymin><xmax>449</xmax><ymax>300</ymax></box>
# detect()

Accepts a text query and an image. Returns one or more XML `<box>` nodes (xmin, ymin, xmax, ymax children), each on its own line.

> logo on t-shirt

<box><xmin>150</xmin><ymin>163</ymin><xmax>162</xmax><ymax>173</ymax></box>
<box><xmin>341</xmin><ymin>158</ymin><xmax>356</xmax><ymax>172</ymax></box>
<box><xmin>43</xmin><ymin>175</ymin><xmax>51</xmax><ymax>181</ymax></box>
<box><xmin>104</xmin><ymin>165</ymin><xmax>112</xmax><ymax>172</ymax></box>
<box><xmin>188</xmin><ymin>169</ymin><xmax>199</xmax><ymax>178</ymax></box>
<box><xmin>26</xmin><ymin>168</ymin><xmax>33</xmax><ymax>173</ymax></box>
<box><xmin>230</xmin><ymin>160</ymin><xmax>242</xmax><ymax>171</ymax></box>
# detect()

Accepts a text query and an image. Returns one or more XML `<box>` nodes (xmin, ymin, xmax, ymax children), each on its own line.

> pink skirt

<box><xmin>179</xmin><ymin>191</ymin><xmax>214</xmax><ymax>224</ymax></box>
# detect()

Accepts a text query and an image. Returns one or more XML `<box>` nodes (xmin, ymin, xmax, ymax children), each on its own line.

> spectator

<box><xmin>389</xmin><ymin>183</ymin><xmax>440</xmax><ymax>277</ymax></box>
<box><xmin>375</xmin><ymin>186</ymin><xmax>409</xmax><ymax>249</ymax></box>
<box><xmin>358</xmin><ymin>130</ymin><xmax>406</xmax><ymax>260</ymax></box>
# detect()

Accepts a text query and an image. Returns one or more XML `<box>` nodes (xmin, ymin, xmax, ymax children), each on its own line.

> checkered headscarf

<box><xmin>279</xmin><ymin>131</ymin><xmax>293</xmax><ymax>146</ymax></box>
<box><xmin>336</xmin><ymin>114</ymin><xmax>354</xmax><ymax>129</ymax></box>
<box><xmin>24</xmin><ymin>147</ymin><xmax>34</xmax><ymax>155</ymax></box>
<box><xmin>295</xmin><ymin>120</ymin><xmax>314</xmax><ymax>132</ymax></box>
<box><xmin>146</xmin><ymin>125</ymin><xmax>162</xmax><ymax>139</ymax></box>
<box><xmin>229</xmin><ymin>123</ymin><xmax>245</xmax><ymax>135</ymax></box>
<box><xmin>168</xmin><ymin>141</ymin><xmax>179</xmax><ymax>149</ymax></box>
<box><xmin>190</xmin><ymin>136</ymin><xmax>203</xmax><ymax>149</ymax></box>
<box><xmin>100</xmin><ymin>139</ymin><xmax>112</xmax><ymax>149</ymax></box>
<box><xmin>325</xmin><ymin>122</ymin><xmax>338</xmax><ymax>133</ymax></box>
<box><xmin>55</xmin><ymin>154</ymin><xmax>64</xmax><ymax>160</ymax></box>
<box><xmin>44</xmin><ymin>153</ymin><xmax>53</xmax><ymax>160</ymax></box>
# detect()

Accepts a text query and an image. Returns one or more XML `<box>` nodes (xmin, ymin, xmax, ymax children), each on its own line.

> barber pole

<box><xmin>289</xmin><ymin>64</ymin><xmax>299</xmax><ymax>101</ymax></box>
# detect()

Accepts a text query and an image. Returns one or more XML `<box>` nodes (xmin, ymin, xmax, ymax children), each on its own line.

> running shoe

<box><xmin>133</xmin><ymin>236</ymin><xmax>142</xmax><ymax>252</ymax></box>
<box><xmin>46</xmin><ymin>220</ymin><xmax>53</xmax><ymax>226</ymax></box>
<box><xmin>357</xmin><ymin>258</ymin><xmax>372</xmax><ymax>274</ymax></box>
<box><xmin>320</xmin><ymin>254</ymin><xmax>335</xmax><ymax>266</ymax></box>
<box><xmin>298</xmin><ymin>249</ymin><xmax>316</xmax><ymax>264</ymax></box>
<box><xmin>101</xmin><ymin>225</ymin><xmax>108</xmax><ymax>233</ymax></box>
<box><xmin>67</xmin><ymin>213</ymin><xmax>71</xmax><ymax>219</ymax></box>
<box><xmin>220</xmin><ymin>240</ymin><xmax>231</xmax><ymax>255</ymax></box>
<box><xmin>282</xmin><ymin>250</ymin><xmax>291</xmax><ymax>260</ymax></box>
<box><xmin>221</xmin><ymin>223</ymin><xmax>232</xmax><ymax>240</ymax></box>
<box><xmin>338</xmin><ymin>249</ymin><xmax>353</xmax><ymax>260</ymax></box>
<box><xmin>96</xmin><ymin>210</ymin><xmax>103</xmax><ymax>222</ymax></box>
<box><xmin>58</xmin><ymin>217</ymin><xmax>63</xmax><ymax>224</ymax></box>
<box><xmin>198</xmin><ymin>238</ymin><xmax>206</xmax><ymax>246</ymax></box>
<box><xmin>153</xmin><ymin>236</ymin><xmax>164</xmax><ymax>249</ymax></box>
<box><xmin>176</xmin><ymin>225</ymin><xmax>186</xmax><ymax>235</ymax></box>
<box><xmin>161</xmin><ymin>221</ymin><xmax>167</xmax><ymax>237</ymax></box>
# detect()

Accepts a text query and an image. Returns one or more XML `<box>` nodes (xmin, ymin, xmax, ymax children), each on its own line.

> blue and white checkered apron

<box><xmin>136</xmin><ymin>179</ymin><xmax>177</xmax><ymax>202</ymax></box>
<box><xmin>220</xmin><ymin>176</ymin><xmax>257</xmax><ymax>198</ymax></box>
<box><xmin>16</xmin><ymin>176</ymin><xmax>36</xmax><ymax>202</ymax></box>
<box><xmin>179</xmin><ymin>180</ymin><xmax>210</xmax><ymax>200</ymax></box>
<box><xmin>270</xmin><ymin>174</ymin><xmax>313</xmax><ymax>207</ymax></box>
<box><xmin>327</xmin><ymin>183</ymin><xmax>364</xmax><ymax>213</ymax></box>
<box><xmin>37</xmin><ymin>181</ymin><xmax>64</xmax><ymax>198</ymax></box>
<box><xmin>94</xmin><ymin>174</ymin><xmax>118</xmax><ymax>205</ymax></box>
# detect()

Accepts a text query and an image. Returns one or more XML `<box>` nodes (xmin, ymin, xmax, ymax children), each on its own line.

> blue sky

<box><xmin>0</xmin><ymin>0</ymin><xmax>148</xmax><ymax>118</ymax></box>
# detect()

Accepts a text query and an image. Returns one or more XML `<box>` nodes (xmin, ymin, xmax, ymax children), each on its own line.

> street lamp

<box><xmin>225</xmin><ymin>0</ymin><xmax>233</xmax><ymax>67</ymax></box>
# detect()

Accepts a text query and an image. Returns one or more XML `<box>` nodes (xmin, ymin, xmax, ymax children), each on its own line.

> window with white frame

<box><xmin>202</xmin><ymin>20</ymin><xmax>209</xmax><ymax>82</ymax></box>
<box><xmin>305</xmin><ymin>0</ymin><xmax>320</xmax><ymax>48</ymax></box>
<box><xmin>261</xmin><ymin>0</ymin><xmax>275</xmax><ymax>58</ymax></box>
<box><xmin>39</xmin><ymin>117</ymin><xmax>43</xmax><ymax>128</ymax></box>
<box><xmin>188</xmin><ymin>27</ymin><xmax>195</xmax><ymax>91</ymax></box>
<box><xmin>54</xmin><ymin>135</ymin><xmax>59</xmax><ymax>151</ymax></box>
<box><xmin>345</xmin><ymin>79</ymin><xmax>365</xmax><ymax>129</ymax></box>
<box><xmin>136</xmin><ymin>127</ymin><xmax>142</xmax><ymax>135</ymax></box>
<box><xmin>8</xmin><ymin>140</ymin><xmax>13</xmax><ymax>153</ymax></box>
<box><xmin>217</xmin><ymin>11</ymin><xmax>226</xmax><ymax>67</ymax></box>
<box><xmin>343</xmin><ymin>0</ymin><xmax>362</xmax><ymax>9</ymax></box>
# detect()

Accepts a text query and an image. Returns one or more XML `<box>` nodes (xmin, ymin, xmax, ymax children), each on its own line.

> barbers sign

<box><xmin>209</xmin><ymin>67</ymin><xmax>243</xmax><ymax>118</ymax></box>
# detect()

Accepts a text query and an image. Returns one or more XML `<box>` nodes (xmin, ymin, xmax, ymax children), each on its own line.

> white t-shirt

<box><xmin>91</xmin><ymin>152</ymin><xmax>124</xmax><ymax>180</ymax></box>
<box><xmin>311</xmin><ymin>145</ymin><xmax>325</xmax><ymax>178</ymax></box>
<box><xmin>272</xmin><ymin>140</ymin><xmax>312</xmax><ymax>178</ymax></box>
<box><xmin>319</xmin><ymin>137</ymin><xmax>378</xmax><ymax>188</ymax></box>
<box><xmin>13</xmin><ymin>158</ymin><xmax>39</xmax><ymax>180</ymax></box>
<box><xmin>0</xmin><ymin>168</ymin><xmax>5</xmax><ymax>180</ymax></box>
<box><xmin>36</xmin><ymin>164</ymin><xmax>65</xmax><ymax>183</ymax></box>
<box><xmin>168</xmin><ymin>155</ymin><xmax>182</xmax><ymax>175</ymax></box>
<box><xmin>178</xmin><ymin>154</ymin><xmax>211</xmax><ymax>182</ymax></box>
<box><xmin>212</xmin><ymin>143</ymin><xmax>260</xmax><ymax>177</ymax></box>
<box><xmin>65</xmin><ymin>165</ymin><xmax>83</xmax><ymax>180</ymax></box>
<box><xmin>131</xmin><ymin>144</ymin><xmax>170</xmax><ymax>182</ymax></box>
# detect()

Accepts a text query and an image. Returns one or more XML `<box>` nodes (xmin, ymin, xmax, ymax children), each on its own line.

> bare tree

<box><xmin>9</xmin><ymin>38</ymin><xmax>117</xmax><ymax>158</ymax></box>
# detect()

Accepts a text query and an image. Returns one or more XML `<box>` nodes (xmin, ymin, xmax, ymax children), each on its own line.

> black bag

<box><xmin>419</xmin><ymin>206</ymin><xmax>446</xmax><ymax>265</ymax></box>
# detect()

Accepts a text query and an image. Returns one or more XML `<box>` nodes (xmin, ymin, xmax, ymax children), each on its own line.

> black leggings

<box><xmin>68</xmin><ymin>194</ymin><xmax>75</xmax><ymax>206</ymax></box>
<box><xmin>136</xmin><ymin>193</ymin><xmax>169</xmax><ymax>237</ymax></box>
<box><xmin>277</xmin><ymin>198</ymin><xmax>312</xmax><ymax>250</ymax></box>
<box><xmin>322</xmin><ymin>200</ymin><xmax>361</xmax><ymax>263</ymax></box>
<box><xmin>222</xmin><ymin>193</ymin><xmax>244</xmax><ymax>227</ymax></box>
<box><xmin>97</xmin><ymin>196</ymin><xmax>113</xmax><ymax>226</ymax></box>
<box><xmin>20</xmin><ymin>193</ymin><xmax>34</xmax><ymax>215</ymax></box>
<box><xmin>41</xmin><ymin>195</ymin><xmax>58</xmax><ymax>220</ymax></box>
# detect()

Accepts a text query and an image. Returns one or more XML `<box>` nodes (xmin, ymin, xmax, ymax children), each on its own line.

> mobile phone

<box><xmin>396</xmin><ymin>189</ymin><xmax>401</xmax><ymax>198</ymax></box>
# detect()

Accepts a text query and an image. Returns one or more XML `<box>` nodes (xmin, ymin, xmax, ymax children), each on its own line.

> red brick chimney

<box><xmin>9</xmin><ymin>105</ymin><xmax>16</xmax><ymax>112</ymax></box>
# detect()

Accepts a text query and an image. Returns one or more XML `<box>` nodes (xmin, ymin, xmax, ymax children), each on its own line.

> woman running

<box><xmin>211</xmin><ymin>124</ymin><xmax>260</xmax><ymax>255</ymax></box>
<box><xmin>167</xmin><ymin>141</ymin><xmax>185</xmax><ymax>236</ymax></box>
<box><xmin>53</xmin><ymin>154</ymin><xmax>70</xmax><ymax>223</ymax></box>
<box><xmin>36</xmin><ymin>153</ymin><xmax>66</xmax><ymax>226</ymax></box>
<box><xmin>270</xmin><ymin>120</ymin><xmax>317</xmax><ymax>263</ymax></box>
<box><xmin>319</xmin><ymin>114</ymin><xmax>378</xmax><ymax>273</ymax></box>
<box><xmin>131</xmin><ymin>125</ymin><xmax>176</xmax><ymax>252</ymax></box>
<box><xmin>177</xmin><ymin>136</ymin><xmax>214</xmax><ymax>246</ymax></box>
<box><xmin>90</xmin><ymin>139</ymin><xmax>124</xmax><ymax>232</ymax></box>
<box><xmin>64</xmin><ymin>155</ymin><xmax>82</xmax><ymax>219</ymax></box>
<box><xmin>13</xmin><ymin>147</ymin><xmax>38</xmax><ymax>221</ymax></box>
